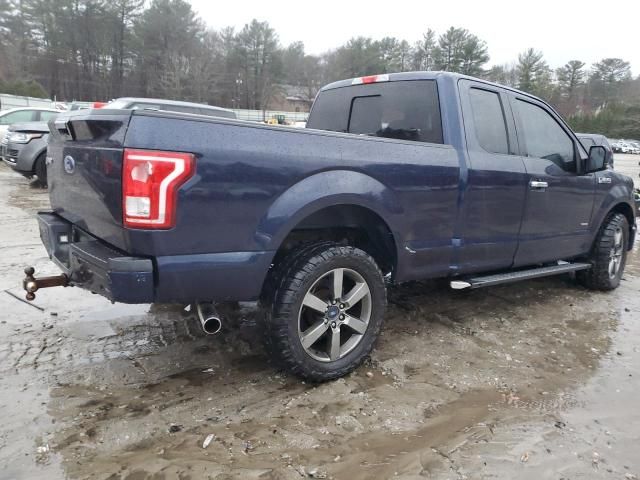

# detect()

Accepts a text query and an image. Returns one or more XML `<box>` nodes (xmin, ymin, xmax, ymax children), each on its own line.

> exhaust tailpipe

<box><xmin>196</xmin><ymin>303</ymin><xmax>223</xmax><ymax>335</ymax></box>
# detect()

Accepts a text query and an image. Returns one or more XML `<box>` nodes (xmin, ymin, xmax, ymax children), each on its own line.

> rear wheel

<box><xmin>577</xmin><ymin>212</ymin><xmax>628</xmax><ymax>290</ymax></box>
<box><xmin>34</xmin><ymin>152</ymin><xmax>47</xmax><ymax>187</ymax></box>
<box><xmin>264</xmin><ymin>243</ymin><xmax>386</xmax><ymax>381</ymax></box>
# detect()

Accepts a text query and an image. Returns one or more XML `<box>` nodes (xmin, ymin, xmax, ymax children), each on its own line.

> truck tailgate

<box><xmin>47</xmin><ymin>110</ymin><xmax>132</xmax><ymax>250</ymax></box>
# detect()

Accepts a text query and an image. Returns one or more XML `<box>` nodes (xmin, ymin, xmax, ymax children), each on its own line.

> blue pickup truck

<box><xmin>24</xmin><ymin>72</ymin><xmax>636</xmax><ymax>381</ymax></box>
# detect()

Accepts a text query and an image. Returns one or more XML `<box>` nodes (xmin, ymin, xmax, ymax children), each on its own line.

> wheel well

<box><xmin>272</xmin><ymin>205</ymin><xmax>397</xmax><ymax>276</ymax></box>
<box><xmin>610</xmin><ymin>202</ymin><xmax>635</xmax><ymax>234</ymax></box>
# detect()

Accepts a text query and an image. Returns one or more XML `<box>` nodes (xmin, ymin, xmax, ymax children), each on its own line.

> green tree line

<box><xmin>0</xmin><ymin>0</ymin><xmax>639</xmax><ymax>137</ymax></box>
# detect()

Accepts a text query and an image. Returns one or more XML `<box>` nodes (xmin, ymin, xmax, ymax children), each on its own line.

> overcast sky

<box><xmin>189</xmin><ymin>0</ymin><xmax>639</xmax><ymax>75</ymax></box>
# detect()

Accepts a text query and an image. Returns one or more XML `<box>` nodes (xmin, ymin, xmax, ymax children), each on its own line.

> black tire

<box><xmin>577</xmin><ymin>212</ymin><xmax>628</xmax><ymax>290</ymax></box>
<box><xmin>34</xmin><ymin>152</ymin><xmax>47</xmax><ymax>187</ymax></box>
<box><xmin>264</xmin><ymin>243</ymin><xmax>386</xmax><ymax>382</ymax></box>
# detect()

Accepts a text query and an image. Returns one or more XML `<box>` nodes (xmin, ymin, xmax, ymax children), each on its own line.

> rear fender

<box><xmin>255</xmin><ymin>170</ymin><xmax>404</xmax><ymax>252</ymax></box>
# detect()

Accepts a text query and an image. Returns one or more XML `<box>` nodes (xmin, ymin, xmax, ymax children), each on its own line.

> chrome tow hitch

<box><xmin>23</xmin><ymin>267</ymin><xmax>69</xmax><ymax>301</ymax></box>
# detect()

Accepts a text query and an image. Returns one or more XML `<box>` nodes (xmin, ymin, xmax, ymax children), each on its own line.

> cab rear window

<box><xmin>307</xmin><ymin>80</ymin><xmax>443</xmax><ymax>144</ymax></box>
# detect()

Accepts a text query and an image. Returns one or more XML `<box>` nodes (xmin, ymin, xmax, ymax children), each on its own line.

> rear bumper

<box><xmin>38</xmin><ymin>212</ymin><xmax>155</xmax><ymax>303</ymax></box>
<box><xmin>37</xmin><ymin>212</ymin><xmax>273</xmax><ymax>304</ymax></box>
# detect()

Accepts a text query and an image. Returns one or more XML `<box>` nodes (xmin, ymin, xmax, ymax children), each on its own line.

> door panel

<box><xmin>511</xmin><ymin>96</ymin><xmax>595</xmax><ymax>266</ymax></box>
<box><xmin>457</xmin><ymin>81</ymin><xmax>528</xmax><ymax>273</ymax></box>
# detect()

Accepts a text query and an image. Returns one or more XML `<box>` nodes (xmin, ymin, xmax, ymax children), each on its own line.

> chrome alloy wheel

<box><xmin>608</xmin><ymin>226</ymin><xmax>624</xmax><ymax>279</ymax></box>
<box><xmin>297</xmin><ymin>268</ymin><xmax>372</xmax><ymax>362</ymax></box>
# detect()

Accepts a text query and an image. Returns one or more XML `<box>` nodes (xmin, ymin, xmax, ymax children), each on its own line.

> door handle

<box><xmin>530</xmin><ymin>180</ymin><xmax>548</xmax><ymax>189</ymax></box>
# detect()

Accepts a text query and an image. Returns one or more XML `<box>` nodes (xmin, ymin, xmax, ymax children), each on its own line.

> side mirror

<box><xmin>586</xmin><ymin>145</ymin><xmax>607</xmax><ymax>173</ymax></box>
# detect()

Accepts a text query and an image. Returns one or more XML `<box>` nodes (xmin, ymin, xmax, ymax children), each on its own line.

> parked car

<box><xmin>614</xmin><ymin>141</ymin><xmax>639</xmax><ymax>154</ymax></box>
<box><xmin>1</xmin><ymin>121</ymin><xmax>54</xmax><ymax>185</ymax></box>
<box><xmin>629</xmin><ymin>141</ymin><xmax>640</xmax><ymax>155</ymax></box>
<box><xmin>0</xmin><ymin>107</ymin><xmax>59</xmax><ymax>144</ymax></box>
<box><xmin>576</xmin><ymin>133</ymin><xmax>614</xmax><ymax>167</ymax></box>
<box><xmin>106</xmin><ymin>97</ymin><xmax>237</xmax><ymax>119</ymax></box>
<box><xmin>24</xmin><ymin>72</ymin><xmax>637</xmax><ymax>381</ymax></box>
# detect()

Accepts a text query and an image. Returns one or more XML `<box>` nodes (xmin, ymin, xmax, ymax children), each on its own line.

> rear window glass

<box><xmin>469</xmin><ymin>88</ymin><xmax>509</xmax><ymax>154</ymax></box>
<box><xmin>308</xmin><ymin>80</ymin><xmax>443</xmax><ymax>144</ymax></box>
<box><xmin>349</xmin><ymin>96</ymin><xmax>382</xmax><ymax>135</ymax></box>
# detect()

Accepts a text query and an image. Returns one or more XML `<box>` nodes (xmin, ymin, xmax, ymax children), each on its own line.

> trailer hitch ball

<box><xmin>22</xmin><ymin>266</ymin><xmax>69</xmax><ymax>301</ymax></box>
<box><xmin>24</xmin><ymin>267</ymin><xmax>37</xmax><ymax>300</ymax></box>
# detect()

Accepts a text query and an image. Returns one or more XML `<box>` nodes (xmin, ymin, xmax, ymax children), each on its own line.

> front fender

<box><xmin>254</xmin><ymin>169</ymin><xmax>404</xmax><ymax>251</ymax></box>
<box><xmin>591</xmin><ymin>175</ymin><xmax>636</xmax><ymax>246</ymax></box>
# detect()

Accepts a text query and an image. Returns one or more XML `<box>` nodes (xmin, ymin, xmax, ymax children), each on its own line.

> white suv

<box><xmin>0</xmin><ymin>108</ymin><xmax>59</xmax><ymax>144</ymax></box>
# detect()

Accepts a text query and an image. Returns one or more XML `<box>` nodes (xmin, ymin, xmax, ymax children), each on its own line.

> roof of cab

<box><xmin>320</xmin><ymin>71</ymin><xmax>447</xmax><ymax>91</ymax></box>
<box><xmin>319</xmin><ymin>71</ymin><xmax>539</xmax><ymax>100</ymax></box>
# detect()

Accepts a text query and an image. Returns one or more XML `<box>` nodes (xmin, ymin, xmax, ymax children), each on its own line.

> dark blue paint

<box><xmin>154</xmin><ymin>251</ymin><xmax>273</xmax><ymax>302</ymax></box>
<box><xmin>44</xmin><ymin>72</ymin><xmax>637</xmax><ymax>304</ymax></box>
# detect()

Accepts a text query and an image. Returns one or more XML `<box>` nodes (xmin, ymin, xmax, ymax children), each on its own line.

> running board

<box><xmin>450</xmin><ymin>262</ymin><xmax>591</xmax><ymax>290</ymax></box>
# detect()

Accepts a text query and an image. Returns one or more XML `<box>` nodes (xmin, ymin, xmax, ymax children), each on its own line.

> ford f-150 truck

<box><xmin>24</xmin><ymin>72</ymin><xmax>637</xmax><ymax>381</ymax></box>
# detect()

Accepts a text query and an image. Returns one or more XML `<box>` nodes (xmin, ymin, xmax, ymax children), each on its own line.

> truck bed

<box><xmin>46</xmin><ymin>108</ymin><xmax>460</xmax><ymax>302</ymax></box>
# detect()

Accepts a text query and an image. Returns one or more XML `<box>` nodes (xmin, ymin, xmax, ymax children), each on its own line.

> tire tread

<box><xmin>263</xmin><ymin>242</ymin><xmax>386</xmax><ymax>381</ymax></box>
<box><xmin>577</xmin><ymin>212</ymin><xmax>628</xmax><ymax>290</ymax></box>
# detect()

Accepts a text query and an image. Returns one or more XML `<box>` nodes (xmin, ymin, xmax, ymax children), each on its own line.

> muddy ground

<box><xmin>0</xmin><ymin>155</ymin><xmax>639</xmax><ymax>480</ymax></box>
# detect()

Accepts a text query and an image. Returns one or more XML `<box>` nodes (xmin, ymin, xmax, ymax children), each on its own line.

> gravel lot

<box><xmin>0</xmin><ymin>155</ymin><xmax>638</xmax><ymax>480</ymax></box>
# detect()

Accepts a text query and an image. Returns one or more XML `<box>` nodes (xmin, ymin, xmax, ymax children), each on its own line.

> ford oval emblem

<box><xmin>63</xmin><ymin>155</ymin><xmax>76</xmax><ymax>174</ymax></box>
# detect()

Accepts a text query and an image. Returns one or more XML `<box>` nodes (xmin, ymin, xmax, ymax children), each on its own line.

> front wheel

<box><xmin>577</xmin><ymin>212</ymin><xmax>628</xmax><ymax>290</ymax></box>
<box><xmin>264</xmin><ymin>243</ymin><xmax>386</xmax><ymax>381</ymax></box>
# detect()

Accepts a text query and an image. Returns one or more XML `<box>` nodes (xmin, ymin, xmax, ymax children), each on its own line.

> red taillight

<box><xmin>123</xmin><ymin>149</ymin><xmax>195</xmax><ymax>229</ymax></box>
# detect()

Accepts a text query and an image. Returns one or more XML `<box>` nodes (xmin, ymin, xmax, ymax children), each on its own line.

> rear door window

<box><xmin>308</xmin><ymin>80</ymin><xmax>443</xmax><ymax>144</ymax></box>
<box><xmin>468</xmin><ymin>88</ymin><xmax>509</xmax><ymax>154</ymax></box>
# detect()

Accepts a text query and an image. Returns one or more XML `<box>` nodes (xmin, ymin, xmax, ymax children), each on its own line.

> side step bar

<box><xmin>450</xmin><ymin>262</ymin><xmax>591</xmax><ymax>290</ymax></box>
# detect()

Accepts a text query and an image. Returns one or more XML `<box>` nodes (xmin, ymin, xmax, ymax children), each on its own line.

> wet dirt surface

<box><xmin>0</xmin><ymin>156</ymin><xmax>639</xmax><ymax>480</ymax></box>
